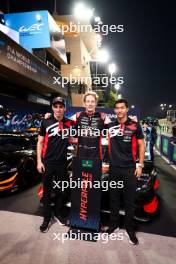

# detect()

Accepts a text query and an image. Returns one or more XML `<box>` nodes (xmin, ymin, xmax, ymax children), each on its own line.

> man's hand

<box><xmin>37</xmin><ymin>161</ymin><xmax>45</xmax><ymax>173</ymax></box>
<box><xmin>45</xmin><ymin>113</ymin><xmax>51</xmax><ymax>119</ymax></box>
<box><xmin>129</xmin><ymin>115</ymin><xmax>138</xmax><ymax>122</ymax></box>
<box><xmin>104</xmin><ymin>114</ymin><xmax>111</xmax><ymax>125</ymax></box>
<box><xmin>135</xmin><ymin>167</ymin><xmax>143</xmax><ymax>177</ymax></box>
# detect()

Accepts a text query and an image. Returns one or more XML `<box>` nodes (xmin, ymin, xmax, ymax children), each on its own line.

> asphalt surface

<box><xmin>0</xmin><ymin>153</ymin><xmax>176</xmax><ymax>238</ymax></box>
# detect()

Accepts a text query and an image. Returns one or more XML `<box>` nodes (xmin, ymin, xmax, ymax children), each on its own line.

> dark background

<box><xmin>0</xmin><ymin>0</ymin><xmax>175</xmax><ymax>117</ymax></box>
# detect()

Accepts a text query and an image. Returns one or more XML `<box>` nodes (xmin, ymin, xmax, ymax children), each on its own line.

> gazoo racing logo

<box><xmin>46</xmin><ymin>122</ymin><xmax>67</xmax><ymax>138</ymax></box>
<box><xmin>19</xmin><ymin>23</ymin><xmax>44</xmax><ymax>35</ymax></box>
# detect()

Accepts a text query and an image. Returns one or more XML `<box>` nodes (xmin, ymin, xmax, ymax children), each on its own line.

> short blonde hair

<box><xmin>83</xmin><ymin>91</ymin><xmax>99</xmax><ymax>102</ymax></box>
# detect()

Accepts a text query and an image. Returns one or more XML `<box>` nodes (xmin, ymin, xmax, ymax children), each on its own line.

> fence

<box><xmin>155</xmin><ymin>133</ymin><xmax>176</xmax><ymax>165</ymax></box>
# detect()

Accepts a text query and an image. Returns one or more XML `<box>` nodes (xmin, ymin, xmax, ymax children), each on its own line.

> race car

<box><xmin>100</xmin><ymin>138</ymin><xmax>159</xmax><ymax>221</ymax></box>
<box><xmin>37</xmin><ymin>138</ymin><xmax>159</xmax><ymax>222</ymax></box>
<box><xmin>0</xmin><ymin>132</ymin><xmax>39</xmax><ymax>193</ymax></box>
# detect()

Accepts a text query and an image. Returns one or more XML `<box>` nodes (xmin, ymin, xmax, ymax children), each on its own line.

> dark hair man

<box><xmin>37</xmin><ymin>97</ymin><xmax>72</xmax><ymax>232</ymax></box>
<box><xmin>106</xmin><ymin>99</ymin><xmax>145</xmax><ymax>245</ymax></box>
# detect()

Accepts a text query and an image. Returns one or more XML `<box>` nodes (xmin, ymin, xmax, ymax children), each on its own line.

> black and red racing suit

<box><xmin>73</xmin><ymin>111</ymin><xmax>106</xmax><ymax>159</ymax></box>
<box><xmin>107</xmin><ymin>117</ymin><xmax>144</xmax><ymax>231</ymax></box>
<box><xmin>39</xmin><ymin>116</ymin><xmax>72</xmax><ymax>219</ymax></box>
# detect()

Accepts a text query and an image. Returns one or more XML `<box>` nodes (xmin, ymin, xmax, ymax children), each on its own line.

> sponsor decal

<box><xmin>82</xmin><ymin>160</ymin><xmax>93</xmax><ymax>168</ymax></box>
<box><xmin>79</xmin><ymin>171</ymin><xmax>93</xmax><ymax>221</ymax></box>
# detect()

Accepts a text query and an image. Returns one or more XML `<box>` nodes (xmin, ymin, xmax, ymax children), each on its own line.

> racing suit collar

<box><xmin>53</xmin><ymin>115</ymin><xmax>66</xmax><ymax>122</ymax></box>
<box><xmin>85</xmin><ymin>111</ymin><xmax>96</xmax><ymax>117</ymax></box>
<box><xmin>116</xmin><ymin>116</ymin><xmax>130</xmax><ymax>125</ymax></box>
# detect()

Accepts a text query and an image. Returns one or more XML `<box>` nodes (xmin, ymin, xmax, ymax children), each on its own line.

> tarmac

<box><xmin>0</xmin><ymin>210</ymin><xmax>175</xmax><ymax>264</ymax></box>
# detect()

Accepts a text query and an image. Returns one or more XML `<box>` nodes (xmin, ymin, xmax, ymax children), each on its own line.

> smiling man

<box><xmin>69</xmin><ymin>91</ymin><xmax>108</xmax><ymax>231</ymax></box>
<box><xmin>106</xmin><ymin>99</ymin><xmax>145</xmax><ymax>245</ymax></box>
<box><xmin>37</xmin><ymin>96</ymin><xmax>72</xmax><ymax>232</ymax></box>
<box><xmin>74</xmin><ymin>91</ymin><xmax>107</xmax><ymax>159</ymax></box>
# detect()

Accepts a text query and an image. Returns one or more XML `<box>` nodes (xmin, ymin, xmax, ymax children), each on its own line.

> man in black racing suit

<box><xmin>106</xmin><ymin>99</ymin><xmax>145</xmax><ymax>245</ymax></box>
<box><xmin>73</xmin><ymin>110</ymin><xmax>106</xmax><ymax>159</ymax></box>
<box><xmin>37</xmin><ymin>97</ymin><xmax>73</xmax><ymax>232</ymax></box>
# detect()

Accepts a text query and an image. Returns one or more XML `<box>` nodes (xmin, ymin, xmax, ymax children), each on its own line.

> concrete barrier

<box><xmin>156</xmin><ymin>134</ymin><xmax>176</xmax><ymax>165</ymax></box>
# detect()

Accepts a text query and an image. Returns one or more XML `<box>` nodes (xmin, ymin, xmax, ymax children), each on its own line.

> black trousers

<box><xmin>109</xmin><ymin>165</ymin><xmax>137</xmax><ymax>231</ymax></box>
<box><xmin>42</xmin><ymin>162</ymin><xmax>67</xmax><ymax>219</ymax></box>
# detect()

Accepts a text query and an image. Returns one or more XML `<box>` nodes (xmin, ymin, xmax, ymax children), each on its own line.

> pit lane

<box><xmin>0</xmin><ymin>153</ymin><xmax>176</xmax><ymax>238</ymax></box>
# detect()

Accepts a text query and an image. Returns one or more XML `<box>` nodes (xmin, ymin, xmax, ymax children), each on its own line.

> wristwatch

<box><xmin>136</xmin><ymin>163</ymin><xmax>144</xmax><ymax>169</ymax></box>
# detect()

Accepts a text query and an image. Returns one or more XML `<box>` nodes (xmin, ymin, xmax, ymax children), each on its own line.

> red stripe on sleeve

<box><xmin>42</xmin><ymin>133</ymin><xmax>49</xmax><ymax>158</ymax></box>
<box><xmin>131</xmin><ymin>134</ymin><xmax>137</xmax><ymax>161</ymax></box>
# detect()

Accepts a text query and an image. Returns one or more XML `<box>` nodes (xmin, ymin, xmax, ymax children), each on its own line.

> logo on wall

<box><xmin>19</xmin><ymin>23</ymin><xmax>44</xmax><ymax>35</ymax></box>
<box><xmin>0</xmin><ymin>108</ymin><xmax>42</xmax><ymax>132</ymax></box>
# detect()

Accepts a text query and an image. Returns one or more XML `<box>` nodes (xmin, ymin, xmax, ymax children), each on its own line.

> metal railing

<box><xmin>46</xmin><ymin>61</ymin><xmax>61</xmax><ymax>75</ymax></box>
<box><xmin>167</xmin><ymin>110</ymin><xmax>176</xmax><ymax>122</ymax></box>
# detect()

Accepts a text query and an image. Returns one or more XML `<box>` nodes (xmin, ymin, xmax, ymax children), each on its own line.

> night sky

<box><xmin>0</xmin><ymin>0</ymin><xmax>175</xmax><ymax>117</ymax></box>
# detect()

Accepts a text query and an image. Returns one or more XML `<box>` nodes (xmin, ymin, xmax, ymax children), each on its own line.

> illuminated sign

<box><xmin>19</xmin><ymin>23</ymin><xmax>44</xmax><ymax>34</ymax></box>
<box><xmin>4</xmin><ymin>11</ymin><xmax>50</xmax><ymax>52</ymax></box>
<box><xmin>4</xmin><ymin>11</ymin><xmax>67</xmax><ymax>63</ymax></box>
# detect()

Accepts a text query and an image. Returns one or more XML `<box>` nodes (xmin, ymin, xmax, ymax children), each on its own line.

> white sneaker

<box><xmin>125</xmin><ymin>231</ymin><xmax>139</xmax><ymax>245</ymax></box>
<box><xmin>54</xmin><ymin>216</ymin><xmax>65</xmax><ymax>226</ymax></box>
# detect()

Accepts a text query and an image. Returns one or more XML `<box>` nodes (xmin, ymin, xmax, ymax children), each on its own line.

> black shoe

<box><xmin>54</xmin><ymin>215</ymin><xmax>66</xmax><ymax>226</ymax></box>
<box><xmin>39</xmin><ymin>218</ymin><xmax>52</xmax><ymax>233</ymax></box>
<box><xmin>125</xmin><ymin>230</ymin><xmax>139</xmax><ymax>245</ymax></box>
<box><xmin>106</xmin><ymin>225</ymin><xmax>120</xmax><ymax>235</ymax></box>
